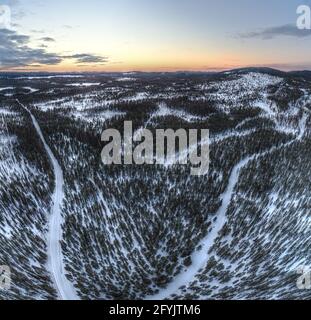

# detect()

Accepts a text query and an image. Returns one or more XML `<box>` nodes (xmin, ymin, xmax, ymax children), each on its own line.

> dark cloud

<box><xmin>63</xmin><ymin>53</ymin><xmax>108</xmax><ymax>64</ymax></box>
<box><xmin>11</xmin><ymin>23</ymin><xmax>21</xmax><ymax>28</ymax></box>
<box><xmin>0</xmin><ymin>29</ymin><xmax>108</xmax><ymax>69</ymax></box>
<box><xmin>0</xmin><ymin>29</ymin><xmax>62</xmax><ymax>68</ymax></box>
<box><xmin>239</xmin><ymin>24</ymin><xmax>311</xmax><ymax>40</ymax></box>
<box><xmin>40</xmin><ymin>37</ymin><xmax>56</xmax><ymax>42</ymax></box>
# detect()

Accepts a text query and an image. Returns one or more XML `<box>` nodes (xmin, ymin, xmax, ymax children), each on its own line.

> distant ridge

<box><xmin>221</xmin><ymin>67</ymin><xmax>288</xmax><ymax>77</ymax></box>
<box><xmin>1</xmin><ymin>67</ymin><xmax>311</xmax><ymax>80</ymax></box>
<box><xmin>288</xmin><ymin>70</ymin><xmax>311</xmax><ymax>80</ymax></box>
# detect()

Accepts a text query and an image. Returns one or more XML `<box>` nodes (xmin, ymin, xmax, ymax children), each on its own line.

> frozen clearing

<box><xmin>16</xmin><ymin>99</ymin><xmax>78</xmax><ymax>300</ymax></box>
<box><xmin>0</xmin><ymin>87</ymin><xmax>14</xmax><ymax>91</ymax></box>
<box><xmin>66</xmin><ymin>82</ymin><xmax>100</xmax><ymax>87</ymax></box>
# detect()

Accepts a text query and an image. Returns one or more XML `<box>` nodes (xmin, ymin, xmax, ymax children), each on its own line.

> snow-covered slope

<box><xmin>1</xmin><ymin>70</ymin><xmax>311</xmax><ymax>300</ymax></box>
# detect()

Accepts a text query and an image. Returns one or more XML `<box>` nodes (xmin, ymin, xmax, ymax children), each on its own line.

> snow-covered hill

<box><xmin>0</xmin><ymin>70</ymin><xmax>310</xmax><ymax>299</ymax></box>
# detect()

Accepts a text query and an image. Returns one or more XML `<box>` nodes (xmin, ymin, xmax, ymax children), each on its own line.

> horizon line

<box><xmin>1</xmin><ymin>67</ymin><xmax>311</xmax><ymax>74</ymax></box>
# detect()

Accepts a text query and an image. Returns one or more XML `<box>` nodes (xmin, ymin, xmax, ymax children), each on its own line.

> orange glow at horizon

<box><xmin>3</xmin><ymin>1</ymin><xmax>310</xmax><ymax>74</ymax></box>
<box><xmin>5</xmin><ymin>45</ymin><xmax>297</xmax><ymax>73</ymax></box>
<box><xmin>10</xmin><ymin>52</ymin><xmax>253</xmax><ymax>73</ymax></box>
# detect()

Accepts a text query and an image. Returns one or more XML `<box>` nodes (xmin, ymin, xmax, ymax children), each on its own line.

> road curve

<box><xmin>17</xmin><ymin>100</ymin><xmax>78</xmax><ymax>300</ymax></box>
<box><xmin>146</xmin><ymin>109</ymin><xmax>308</xmax><ymax>300</ymax></box>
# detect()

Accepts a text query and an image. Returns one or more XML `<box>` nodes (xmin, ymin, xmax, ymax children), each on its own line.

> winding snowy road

<box><xmin>17</xmin><ymin>100</ymin><xmax>78</xmax><ymax>300</ymax></box>
<box><xmin>147</xmin><ymin>107</ymin><xmax>308</xmax><ymax>300</ymax></box>
<box><xmin>146</xmin><ymin>155</ymin><xmax>256</xmax><ymax>300</ymax></box>
<box><xmin>15</xmin><ymin>94</ymin><xmax>307</xmax><ymax>300</ymax></box>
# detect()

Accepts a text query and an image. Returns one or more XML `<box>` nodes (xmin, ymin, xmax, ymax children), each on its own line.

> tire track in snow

<box><xmin>17</xmin><ymin>100</ymin><xmax>78</xmax><ymax>300</ymax></box>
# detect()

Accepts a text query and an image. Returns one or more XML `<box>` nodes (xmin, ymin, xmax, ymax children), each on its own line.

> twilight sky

<box><xmin>1</xmin><ymin>0</ymin><xmax>311</xmax><ymax>72</ymax></box>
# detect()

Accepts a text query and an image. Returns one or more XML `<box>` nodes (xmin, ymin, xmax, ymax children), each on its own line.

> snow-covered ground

<box><xmin>147</xmin><ymin>103</ymin><xmax>308</xmax><ymax>299</ymax></box>
<box><xmin>16</xmin><ymin>100</ymin><xmax>79</xmax><ymax>300</ymax></box>
<box><xmin>66</xmin><ymin>83</ymin><xmax>101</xmax><ymax>87</ymax></box>
<box><xmin>1</xmin><ymin>70</ymin><xmax>310</xmax><ymax>300</ymax></box>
